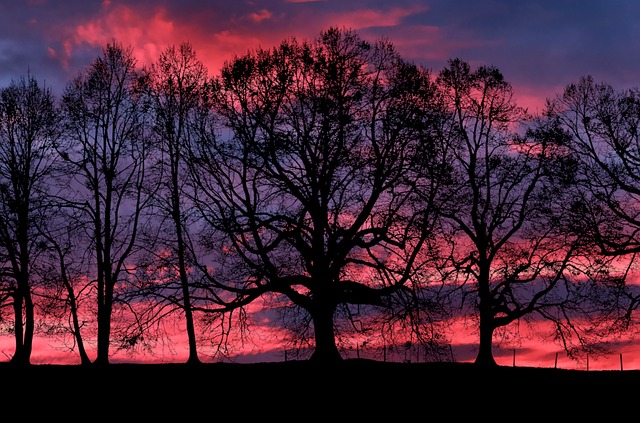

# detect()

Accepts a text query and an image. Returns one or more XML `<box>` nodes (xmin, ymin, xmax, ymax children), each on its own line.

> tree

<box><xmin>35</xmin><ymin>204</ymin><xmax>93</xmax><ymax>365</ymax></box>
<box><xmin>550</xmin><ymin>76</ymin><xmax>640</xmax><ymax>256</ymax></box>
<box><xmin>549</xmin><ymin>75</ymin><xmax>640</xmax><ymax>328</ymax></box>
<box><xmin>0</xmin><ymin>73</ymin><xmax>61</xmax><ymax>365</ymax></box>
<box><xmin>60</xmin><ymin>40</ymin><xmax>152</xmax><ymax>365</ymax></box>
<box><xmin>138</xmin><ymin>41</ymin><xmax>211</xmax><ymax>365</ymax></box>
<box><xmin>434</xmin><ymin>59</ymin><xmax>624</xmax><ymax>367</ymax></box>
<box><xmin>187</xmin><ymin>27</ymin><xmax>451</xmax><ymax>362</ymax></box>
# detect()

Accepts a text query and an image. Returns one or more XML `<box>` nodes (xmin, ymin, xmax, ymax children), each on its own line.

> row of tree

<box><xmin>1</xmin><ymin>26</ymin><xmax>639</xmax><ymax>367</ymax></box>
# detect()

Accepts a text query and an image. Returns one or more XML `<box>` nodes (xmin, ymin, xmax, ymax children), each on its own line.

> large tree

<box><xmin>187</xmin><ymin>27</ymin><xmax>451</xmax><ymax>362</ymax></box>
<box><xmin>59</xmin><ymin>40</ymin><xmax>152</xmax><ymax>365</ymax></box>
<box><xmin>434</xmin><ymin>59</ymin><xmax>624</xmax><ymax>367</ymax></box>
<box><xmin>0</xmin><ymin>73</ymin><xmax>61</xmax><ymax>365</ymax></box>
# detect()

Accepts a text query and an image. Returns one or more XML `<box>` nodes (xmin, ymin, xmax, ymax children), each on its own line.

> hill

<box><xmin>1</xmin><ymin>359</ymin><xmax>635</xmax><ymax>418</ymax></box>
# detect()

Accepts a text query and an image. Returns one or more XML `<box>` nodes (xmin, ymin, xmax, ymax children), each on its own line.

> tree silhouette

<box><xmin>35</xmin><ymin>204</ymin><xmax>93</xmax><ymax>365</ymax></box>
<box><xmin>551</xmin><ymin>76</ymin><xmax>640</xmax><ymax>256</ymax></box>
<box><xmin>0</xmin><ymin>73</ymin><xmax>61</xmax><ymax>365</ymax></box>
<box><xmin>187</xmin><ymin>27</ymin><xmax>451</xmax><ymax>362</ymax></box>
<box><xmin>0</xmin><ymin>31</ymin><xmax>633</xmax><ymax>367</ymax></box>
<box><xmin>135</xmin><ymin>41</ymin><xmax>211</xmax><ymax>365</ymax></box>
<box><xmin>550</xmin><ymin>75</ymin><xmax>640</xmax><ymax>331</ymax></box>
<box><xmin>59</xmin><ymin>40</ymin><xmax>153</xmax><ymax>365</ymax></box>
<box><xmin>433</xmin><ymin>59</ymin><xmax>625</xmax><ymax>367</ymax></box>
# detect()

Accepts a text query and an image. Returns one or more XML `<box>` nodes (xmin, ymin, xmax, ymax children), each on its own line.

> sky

<box><xmin>2</xmin><ymin>0</ymin><xmax>640</xmax><ymax>113</ymax></box>
<box><xmin>2</xmin><ymin>0</ymin><xmax>640</xmax><ymax>368</ymax></box>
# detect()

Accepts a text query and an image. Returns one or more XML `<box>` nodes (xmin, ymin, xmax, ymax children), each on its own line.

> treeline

<box><xmin>0</xmin><ymin>26</ymin><xmax>638</xmax><ymax>366</ymax></box>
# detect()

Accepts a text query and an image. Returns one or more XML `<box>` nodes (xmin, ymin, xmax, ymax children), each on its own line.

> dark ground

<box><xmin>1</xmin><ymin>359</ymin><xmax>636</xmax><ymax>419</ymax></box>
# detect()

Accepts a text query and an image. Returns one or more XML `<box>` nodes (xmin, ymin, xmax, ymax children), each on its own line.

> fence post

<box><xmin>620</xmin><ymin>353</ymin><xmax>623</xmax><ymax>371</ymax></box>
<box><xmin>554</xmin><ymin>352</ymin><xmax>558</xmax><ymax>369</ymax></box>
<box><xmin>512</xmin><ymin>349</ymin><xmax>516</xmax><ymax>367</ymax></box>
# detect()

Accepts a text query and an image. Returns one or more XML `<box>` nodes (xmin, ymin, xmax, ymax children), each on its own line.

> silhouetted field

<box><xmin>1</xmin><ymin>360</ymin><xmax>635</xmax><ymax>418</ymax></box>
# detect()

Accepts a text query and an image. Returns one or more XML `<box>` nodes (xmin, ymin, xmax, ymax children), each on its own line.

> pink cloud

<box><xmin>326</xmin><ymin>5</ymin><xmax>427</xmax><ymax>30</ymax></box>
<box><xmin>50</xmin><ymin>2</ymin><xmax>288</xmax><ymax>77</ymax></box>
<box><xmin>47</xmin><ymin>2</ymin><xmax>441</xmax><ymax>81</ymax></box>
<box><xmin>249</xmin><ymin>9</ymin><xmax>273</xmax><ymax>23</ymax></box>
<box><xmin>71</xmin><ymin>3</ymin><xmax>176</xmax><ymax>67</ymax></box>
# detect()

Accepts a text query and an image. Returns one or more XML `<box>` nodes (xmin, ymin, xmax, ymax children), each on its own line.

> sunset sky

<box><xmin>2</xmin><ymin>0</ymin><xmax>640</xmax><ymax>368</ymax></box>
<box><xmin>3</xmin><ymin>0</ymin><xmax>640</xmax><ymax>112</ymax></box>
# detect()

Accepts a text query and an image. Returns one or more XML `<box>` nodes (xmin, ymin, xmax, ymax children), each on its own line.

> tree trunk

<box><xmin>66</xmin><ymin>282</ymin><xmax>92</xmax><ymax>365</ymax></box>
<box><xmin>474</xmin><ymin>282</ymin><xmax>498</xmax><ymax>367</ymax></box>
<box><xmin>94</xmin><ymin>281</ymin><xmax>113</xmax><ymax>366</ymax></box>
<box><xmin>173</xmin><ymin>169</ymin><xmax>200</xmax><ymax>366</ymax></box>
<box><xmin>181</xmin><ymin>257</ymin><xmax>200</xmax><ymax>365</ymax></box>
<box><xmin>10</xmin><ymin>291</ymin><xmax>26</xmax><ymax>365</ymax></box>
<box><xmin>309</xmin><ymin>304</ymin><xmax>342</xmax><ymax>363</ymax></box>
<box><xmin>94</xmin><ymin>306</ymin><xmax>111</xmax><ymax>366</ymax></box>
<box><xmin>10</xmin><ymin>274</ymin><xmax>33</xmax><ymax>366</ymax></box>
<box><xmin>23</xmin><ymin>283</ymin><xmax>34</xmax><ymax>364</ymax></box>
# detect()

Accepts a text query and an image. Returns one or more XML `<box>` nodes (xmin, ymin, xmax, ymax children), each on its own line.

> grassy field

<box><xmin>1</xmin><ymin>359</ymin><xmax>635</xmax><ymax>418</ymax></box>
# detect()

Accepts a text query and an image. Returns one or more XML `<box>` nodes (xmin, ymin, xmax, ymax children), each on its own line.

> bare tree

<box><xmin>549</xmin><ymin>75</ymin><xmax>640</xmax><ymax>332</ymax></box>
<box><xmin>550</xmin><ymin>76</ymin><xmax>640</xmax><ymax>256</ymax></box>
<box><xmin>187</xmin><ymin>27</ymin><xmax>451</xmax><ymax>363</ymax></box>
<box><xmin>59</xmin><ymin>40</ymin><xmax>152</xmax><ymax>365</ymax></box>
<box><xmin>434</xmin><ymin>59</ymin><xmax>624</xmax><ymax>367</ymax></box>
<box><xmin>136</xmin><ymin>41</ymin><xmax>211</xmax><ymax>365</ymax></box>
<box><xmin>34</xmin><ymin>204</ymin><xmax>94</xmax><ymax>365</ymax></box>
<box><xmin>0</xmin><ymin>72</ymin><xmax>61</xmax><ymax>365</ymax></box>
